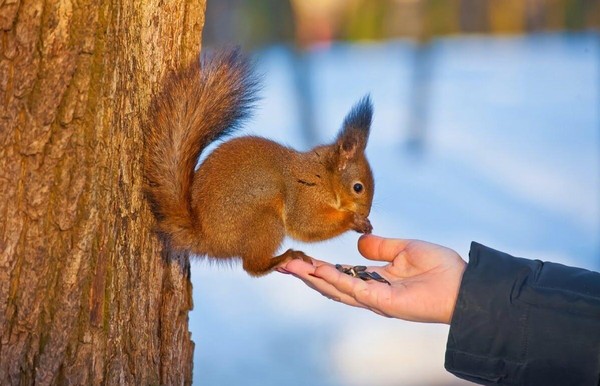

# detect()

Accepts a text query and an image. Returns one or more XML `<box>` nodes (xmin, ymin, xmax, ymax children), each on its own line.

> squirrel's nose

<box><xmin>352</xmin><ymin>216</ymin><xmax>372</xmax><ymax>234</ymax></box>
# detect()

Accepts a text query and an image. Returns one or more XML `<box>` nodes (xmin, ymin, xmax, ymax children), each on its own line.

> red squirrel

<box><xmin>144</xmin><ymin>50</ymin><xmax>374</xmax><ymax>276</ymax></box>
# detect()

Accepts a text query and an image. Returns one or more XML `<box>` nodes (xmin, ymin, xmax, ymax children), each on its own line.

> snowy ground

<box><xmin>190</xmin><ymin>33</ymin><xmax>599</xmax><ymax>386</ymax></box>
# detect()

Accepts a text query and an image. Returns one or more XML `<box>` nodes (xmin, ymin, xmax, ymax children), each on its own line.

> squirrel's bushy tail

<box><xmin>144</xmin><ymin>49</ymin><xmax>259</xmax><ymax>250</ymax></box>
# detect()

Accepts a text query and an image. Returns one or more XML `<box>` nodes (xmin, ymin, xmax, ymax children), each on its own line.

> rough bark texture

<box><xmin>0</xmin><ymin>0</ymin><xmax>205</xmax><ymax>384</ymax></box>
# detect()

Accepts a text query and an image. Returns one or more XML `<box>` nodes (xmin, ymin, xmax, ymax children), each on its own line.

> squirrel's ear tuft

<box><xmin>335</xmin><ymin>95</ymin><xmax>373</xmax><ymax>170</ymax></box>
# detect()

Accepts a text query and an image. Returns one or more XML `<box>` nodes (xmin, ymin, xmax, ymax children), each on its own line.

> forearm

<box><xmin>445</xmin><ymin>242</ymin><xmax>600</xmax><ymax>386</ymax></box>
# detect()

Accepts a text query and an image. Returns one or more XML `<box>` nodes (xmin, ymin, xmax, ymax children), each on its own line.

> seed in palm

<box><xmin>335</xmin><ymin>264</ymin><xmax>390</xmax><ymax>285</ymax></box>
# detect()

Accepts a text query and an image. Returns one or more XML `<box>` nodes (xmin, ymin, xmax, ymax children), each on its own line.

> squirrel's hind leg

<box><xmin>241</xmin><ymin>209</ymin><xmax>313</xmax><ymax>276</ymax></box>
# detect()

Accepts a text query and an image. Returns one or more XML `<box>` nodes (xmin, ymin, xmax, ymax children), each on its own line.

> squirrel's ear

<box><xmin>335</xmin><ymin>95</ymin><xmax>373</xmax><ymax>171</ymax></box>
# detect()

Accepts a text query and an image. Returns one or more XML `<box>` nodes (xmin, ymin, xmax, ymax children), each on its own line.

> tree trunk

<box><xmin>0</xmin><ymin>0</ymin><xmax>205</xmax><ymax>384</ymax></box>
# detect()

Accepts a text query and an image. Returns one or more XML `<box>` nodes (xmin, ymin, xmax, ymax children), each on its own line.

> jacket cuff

<box><xmin>444</xmin><ymin>242</ymin><xmax>535</xmax><ymax>384</ymax></box>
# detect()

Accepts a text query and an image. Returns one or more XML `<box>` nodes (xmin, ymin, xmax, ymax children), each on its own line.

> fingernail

<box><xmin>276</xmin><ymin>268</ymin><xmax>291</xmax><ymax>275</ymax></box>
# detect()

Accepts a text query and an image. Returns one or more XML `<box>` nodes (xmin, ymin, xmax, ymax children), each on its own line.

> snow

<box><xmin>190</xmin><ymin>33</ymin><xmax>599</xmax><ymax>385</ymax></box>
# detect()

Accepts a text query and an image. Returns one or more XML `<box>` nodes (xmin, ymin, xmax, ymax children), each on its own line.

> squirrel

<box><xmin>144</xmin><ymin>49</ymin><xmax>374</xmax><ymax>276</ymax></box>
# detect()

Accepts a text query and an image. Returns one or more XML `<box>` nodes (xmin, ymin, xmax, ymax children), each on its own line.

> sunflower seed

<box><xmin>334</xmin><ymin>264</ymin><xmax>391</xmax><ymax>285</ymax></box>
<box><xmin>367</xmin><ymin>271</ymin><xmax>391</xmax><ymax>285</ymax></box>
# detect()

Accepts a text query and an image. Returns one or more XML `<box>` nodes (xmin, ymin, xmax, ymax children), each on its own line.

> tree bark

<box><xmin>0</xmin><ymin>0</ymin><xmax>205</xmax><ymax>384</ymax></box>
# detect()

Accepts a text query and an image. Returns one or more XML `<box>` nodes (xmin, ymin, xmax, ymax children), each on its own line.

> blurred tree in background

<box><xmin>201</xmin><ymin>0</ymin><xmax>598</xmax><ymax>150</ymax></box>
<box><xmin>203</xmin><ymin>0</ymin><xmax>295</xmax><ymax>48</ymax></box>
<box><xmin>203</xmin><ymin>0</ymin><xmax>600</xmax><ymax>48</ymax></box>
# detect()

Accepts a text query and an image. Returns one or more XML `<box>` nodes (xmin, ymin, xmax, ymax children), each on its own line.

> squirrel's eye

<box><xmin>353</xmin><ymin>183</ymin><xmax>364</xmax><ymax>194</ymax></box>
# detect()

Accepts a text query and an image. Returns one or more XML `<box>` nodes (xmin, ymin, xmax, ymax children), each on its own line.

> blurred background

<box><xmin>190</xmin><ymin>1</ymin><xmax>600</xmax><ymax>385</ymax></box>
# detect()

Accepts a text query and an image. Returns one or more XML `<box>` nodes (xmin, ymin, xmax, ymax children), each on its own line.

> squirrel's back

<box><xmin>144</xmin><ymin>49</ymin><xmax>259</xmax><ymax>250</ymax></box>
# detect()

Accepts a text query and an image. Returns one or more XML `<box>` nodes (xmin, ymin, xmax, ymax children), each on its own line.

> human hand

<box><xmin>280</xmin><ymin>234</ymin><xmax>467</xmax><ymax>324</ymax></box>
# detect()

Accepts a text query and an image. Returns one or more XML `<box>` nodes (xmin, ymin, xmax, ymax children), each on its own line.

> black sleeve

<box><xmin>445</xmin><ymin>242</ymin><xmax>600</xmax><ymax>386</ymax></box>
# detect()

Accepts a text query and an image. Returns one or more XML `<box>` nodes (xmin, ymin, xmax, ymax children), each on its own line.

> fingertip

<box><xmin>310</xmin><ymin>258</ymin><xmax>329</xmax><ymax>267</ymax></box>
<box><xmin>282</xmin><ymin>258</ymin><xmax>315</xmax><ymax>276</ymax></box>
<box><xmin>357</xmin><ymin>234</ymin><xmax>385</xmax><ymax>259</ymax></box>
<box><xmin>312</xmin><ymin>263</ymin><xmax>343</xmax><ymax>282</ymax></box>
<box><xmin>358</xmin><ymin>233</ymin><xmax>381</xmax><ymax>241</ymax></box>
<box><xmin>312</xmin><ymin>263</ymin><xmax>331</xmax><ymax>277</ymax></box>
<box><xmin>358</xmin><ymin>235</ymin><xmax>410</xmax><ymax>262</ymax></box>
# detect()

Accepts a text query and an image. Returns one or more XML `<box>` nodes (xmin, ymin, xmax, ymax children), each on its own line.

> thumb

<box><xmin>358</xmin><ymin>234</ymin><xmax>411</xmax><ymax>262</ymax></box>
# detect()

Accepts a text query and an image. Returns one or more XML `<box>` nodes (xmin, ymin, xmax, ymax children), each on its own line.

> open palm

<box><xmin>281</xmin><ymin>235</ymin><xmax>466</xmax><ymax>324</ymax></box>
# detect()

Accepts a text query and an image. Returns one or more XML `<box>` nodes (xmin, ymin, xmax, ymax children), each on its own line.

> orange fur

<box><xmin>144</xmin><ymin>49</ymin><xmax>375</xmax><ymax>276</ymax></box>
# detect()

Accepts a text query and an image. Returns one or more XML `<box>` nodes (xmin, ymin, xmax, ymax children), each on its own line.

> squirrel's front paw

<box><xmin>282</xmin><ymin>249</ymin><xmax>313</xmax><ymax>263</ymax></box>
<box><xmin>352</xmin><ymin>215</ymin><xmax>373</xmax><ymax>234</ymax></box>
